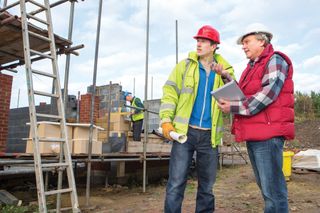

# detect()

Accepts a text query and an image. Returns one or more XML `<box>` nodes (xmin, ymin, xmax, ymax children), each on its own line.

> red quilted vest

<box><xmin>232</xmin><ymin>44</ymin><xmax>295</xmax><ymax>142</ymax></box>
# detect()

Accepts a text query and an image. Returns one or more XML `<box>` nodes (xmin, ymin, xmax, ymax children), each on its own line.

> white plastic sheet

<box><xmin>292</xmin><ymin>149</ymin><xmax>320</xmax><ymax>171</ymax></box>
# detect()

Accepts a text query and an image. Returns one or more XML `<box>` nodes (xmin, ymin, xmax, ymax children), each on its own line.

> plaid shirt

<box><xmin>230</xmin><ymin>54</ymin><xmax>289</xmax><ymax>116</ymax></box>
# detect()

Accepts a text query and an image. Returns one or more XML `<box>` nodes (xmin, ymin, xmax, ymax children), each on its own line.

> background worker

<box><xmin>159</xmin><ymin>25</ymin><xmax>235</xmax><ymax>212</ymax></box>
<box><xmin>124</xmin><ymin>91</ymin><xmax>144</xmax><ymax>141</ymax></box>
<box><xmin>217</xmin><ymin>24</ymin><xmax>294</xmax><ymax>213</ymax></box>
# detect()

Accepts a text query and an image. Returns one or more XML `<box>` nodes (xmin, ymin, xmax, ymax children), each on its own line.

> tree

<box><xmin>294</xmin><ymin>91</ymin><xmax>314</xmax><ymax>119</ymax></box>
<box><xmin>310</xmin><ymin>91</ymin><xmax>320</xmax><ymax>117</ymax></box>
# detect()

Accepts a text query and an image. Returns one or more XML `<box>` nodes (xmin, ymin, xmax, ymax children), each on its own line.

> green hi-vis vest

<box><xmin>132</xmin><ymin>97</ymin><xmax>144</xmax><ymax>121</ymax></box>
<box><xmin>159</xmin><ymin>51</ymin><xmax>235</xmax><ymax>147</ymax></box>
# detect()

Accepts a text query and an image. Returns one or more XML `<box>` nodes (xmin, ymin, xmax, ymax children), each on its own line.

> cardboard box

<box><xmin>109</xmin><ymin>112</ymin><xmax>131</xmax><ymax>131</ymax></box>
<box><xmin>26</xmin><ymin>139</ymin><xmax>73</xmax><ymax>154</ymax></box>
<box><xmin>72</xmin><ymin>124</ymin><xmax>103</xmax><ymax>140</ymax></box>
<box><xmin>72</xmin><ymin>139</ymin><xmax>102</xmax><ymax>154</ymax></box>
<box><xmin>26</xmin><ymin>122</ymin><xmax>73</xmax><ymax>154</ymax></box>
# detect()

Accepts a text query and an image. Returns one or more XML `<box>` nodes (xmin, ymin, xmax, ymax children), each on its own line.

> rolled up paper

<box><xmin>158</xmin><ymin>127</ymin><xmax>187</xmax><ymax>143</ymax></box>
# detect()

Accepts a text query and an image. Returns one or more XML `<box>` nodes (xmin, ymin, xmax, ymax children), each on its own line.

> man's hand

<box><xmin>217</xmin><ymin>99</ymin><xmax>231</xmax><ymax>113</ymax></box>
<box><xmin>161</xmin><ymin>122</ymin><xmax>176</xmax><ymax>141</ymax></box>
<box><xmin>211</xmin><ymin>63</ymin><xmax>231</xmax><ymax>80</ymax></box>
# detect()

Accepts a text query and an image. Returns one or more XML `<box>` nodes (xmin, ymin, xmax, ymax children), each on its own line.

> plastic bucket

<box><xmin>282</xmin><ymin>151</ymin><xmax>294</xmax><ymax>181</ymax></box>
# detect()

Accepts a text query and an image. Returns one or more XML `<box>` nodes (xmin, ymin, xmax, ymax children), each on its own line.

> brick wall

<box><xmin>0</xmin><ymin>73</ymin><xmax>13</xmax><ymax>152</ymax></box>
<box><xmin>79</xmin><ymin>94</ymin><xmax>99</xmax><ymax>123</ymax></box>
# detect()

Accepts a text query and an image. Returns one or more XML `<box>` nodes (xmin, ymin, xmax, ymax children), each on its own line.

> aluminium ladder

<box><xmin>17</xmin><ymin>0</ymin><xmax>80</xmax><ymax>212</ymax></box>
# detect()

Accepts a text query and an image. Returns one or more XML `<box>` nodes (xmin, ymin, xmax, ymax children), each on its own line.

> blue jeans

<box><xmin>247</xmin><ymin>137</ymin><xmax>288</xmax><ymax>213</ymax></box>
<box><xmin>165</xmin><ymin>127</ymin><xmax>218</xmax><ymax>213</ymax></box>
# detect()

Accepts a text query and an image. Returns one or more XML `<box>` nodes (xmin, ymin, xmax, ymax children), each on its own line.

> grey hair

<box><xmin>254</xmin><ymin>33</ymin><xmax>271</xmax><ymax>46</ymax></box>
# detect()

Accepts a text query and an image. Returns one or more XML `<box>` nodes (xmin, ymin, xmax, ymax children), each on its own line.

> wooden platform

<box><xmin>126</xmin><ymin>141</ymin><xmax>172</xmax><ymax>153</ymax></box>
<box><xmin>126</xmin><ymin>132</ymin><xmax>171</xmax><ymax>153</ymax></box>
<box><xmin>0</xmin><ymin>11</ymin><xmax>71</xmax><ymax>68</ymax></box>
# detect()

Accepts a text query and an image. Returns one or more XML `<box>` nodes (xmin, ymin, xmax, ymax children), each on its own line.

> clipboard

<box><xmin>211</xmin><ymin>80</ymin><xmax>245</xmax><ymax>101</ymax></box>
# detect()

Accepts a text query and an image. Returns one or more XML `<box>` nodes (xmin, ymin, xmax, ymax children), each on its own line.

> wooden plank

<box><xmin>126</xmin><ymin>141</ymin><xmax>171</xmax><ymax>153</ymax></box>
<box><xmin>116</xmin><ymin>161</ymin><xmax>125</xmax><ymax>177</ymax></box>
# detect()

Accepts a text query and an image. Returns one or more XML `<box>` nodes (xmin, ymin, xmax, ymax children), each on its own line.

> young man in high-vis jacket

<box><xmin>160</xmin><ymin>25</ymin><xmax>235</xmax><ymax>213</ymax></box>
<box><xmin>217</xmin><ymin>24</ymin><xmax>294</xmax><ymax>213</ymax></box>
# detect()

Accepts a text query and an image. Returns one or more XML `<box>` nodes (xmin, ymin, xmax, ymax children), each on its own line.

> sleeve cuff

<box><xmin>160</xmin><ymin>118</ymin><xmax>172</xmax><ymax>125</ymax></box>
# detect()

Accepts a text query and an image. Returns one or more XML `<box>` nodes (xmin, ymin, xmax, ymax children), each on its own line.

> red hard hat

<box><xmin>193</xmin><ymin>25</ymin><xmax>220</xmax><ymax>44</ymax></box>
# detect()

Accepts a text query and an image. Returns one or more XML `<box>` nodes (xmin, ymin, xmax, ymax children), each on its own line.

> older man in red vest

<box><xmin>216</xmin><ymin>23</ymin><xmax>294</xmax><ymax>213</ymax></box>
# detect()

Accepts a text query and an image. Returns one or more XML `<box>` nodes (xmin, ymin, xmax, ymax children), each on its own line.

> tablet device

<box><xmin>211</xmin><ymin>80</ymin><xmax>245</xmax><ymax>101</ymax></box>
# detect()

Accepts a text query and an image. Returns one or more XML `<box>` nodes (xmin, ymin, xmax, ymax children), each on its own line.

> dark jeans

<box><xmin>247</xmin><ymin>137</ymin><xmax>288</xmax><ymax>213</ymax></box>
<box><xmin>164</xmin><ymin>127</ymin><xmax>218</xmax><ymax>213</ymax></box>
<box><xmin>132</xmin><ymin>119</ymin><xmax>143</xmax><ymax>141</ymax></box>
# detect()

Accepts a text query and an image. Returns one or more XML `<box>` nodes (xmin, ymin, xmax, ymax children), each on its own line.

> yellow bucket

<box><xmin>282</xmin><ymin>151</ymin><xmax>294</xmax><ymax>181</ymax></box>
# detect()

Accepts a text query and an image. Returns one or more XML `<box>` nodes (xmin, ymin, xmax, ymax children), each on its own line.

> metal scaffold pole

<box><xmin>63</xmin><ymin>0</ymin><xmax>76</xmax><ymax>108</ymax></box>
<box><xmin>176</xmin><ymin>19</ymin><xmax>178</xmax><ymax>64</ymax></box>
<box><xmin>143</xmin><ymin>0</ymin><xmax>150</xmax><ymax>193</ymax></box>
<box><xmin>86</xmin><ymin>0</ymin><xmax>104</xmax><ymax>206</ymax></box>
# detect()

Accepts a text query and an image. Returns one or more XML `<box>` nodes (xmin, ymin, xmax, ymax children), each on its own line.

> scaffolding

<box><xmin>0</xmin><ymin>0</ymin><xmax>167</xmax><ymax>211</ymax></box>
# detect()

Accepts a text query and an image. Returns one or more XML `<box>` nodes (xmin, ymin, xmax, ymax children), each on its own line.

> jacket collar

<box><xmin>250</xmin><ymin>44</ymin><xmax>274</xmax><ymax>65</ymax></box>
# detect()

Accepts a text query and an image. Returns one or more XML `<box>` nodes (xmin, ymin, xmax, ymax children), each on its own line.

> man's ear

<box><xmin>211</xmin><ymin>43</ymin><xmax>217</xmax><ymax>51</ymax></box>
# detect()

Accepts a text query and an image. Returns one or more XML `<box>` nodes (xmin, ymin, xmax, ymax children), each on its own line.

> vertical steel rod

<box><xmin>151</xmin><ymin>76</ymin><xmax>153</xmax><ymax>100</ymax></box>
<box><xmin>133</xmin><ymin>77</ymin><xmax>135</xmax><ymax>96</ymax></box>
<box><xmin>76</xmin><ymin>91</ymin><xmax>80</xmax><ymax>123</ymax></box>
<box><xmin>86</xmin><ymin>0</ymin><xmax>103</xmax><ymax>206</ymax></box>
<box><xmin>107</xmin><ymin>81</ymin><xmax>112</xmax><ymax>143</ymax></box>
<box><xmin>175</xmin><ymin>20</ymin><xmax>178</xmax><ymax>64</ymax></box>
<box><xmin>63</xmin><ymin>1</ymin><xmax>75</xmax><ymax>110</ymax></box>
<box><xmin>143</xmin><ymin>0</ymin><xmax>150</xmax><ymax>193</ymax></box>
<box><xmin>17</xmin><ymin>88</ymin><xmax>20</xmax><ymax>108</ymax></box>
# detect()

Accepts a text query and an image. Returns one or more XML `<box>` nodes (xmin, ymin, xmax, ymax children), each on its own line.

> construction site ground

<box><xmin>2</xmin><ymin>118</ymin><xmax>320</xmax><ymax>212</ymax></box>
<box><xmin>77</xmin><ymin>163</ymin><xmax>320</xmax><ymax>213</ymax></box>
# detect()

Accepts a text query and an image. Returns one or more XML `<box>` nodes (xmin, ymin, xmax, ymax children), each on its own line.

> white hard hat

<box><xmin>237</xmin><ymin>23</ymin><xmax>273</xmax><ymax>45</ymax></box>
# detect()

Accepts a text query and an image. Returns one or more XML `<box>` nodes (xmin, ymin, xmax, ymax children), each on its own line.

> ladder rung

<box><xmin>34</xmin><ymin>90</ymin><xmax>58</xmax><ymax>98</ymax></box>
<box><xmin>0</xmin><ymin>1</ymin><xmax>20</xmax><ymax>13</ymax></box>
<box><xmin>30</xmin><ymin>49</ymin><xmax>53</xmax><ymax>59</ymax></box>
<box><xmin>36</xmin><ymin>113</ymin><xmax>61</xmax><ymax>120</ymax></box>
<box><xmin>27</xmin><ymin>13</ymin><xmax>49</xmax><ymax>25</ymax></box>
<box><xmin>28</xmin><ymin>0</ymin><xmax>47</xmax><ymax>10</ymax></box>
<box><xmin>45</xmin><ymin>188</ymin><xmax>73</xmax><ymax>196</ymax></box>
<box><xmin>38</xmin><ymin>137</ymin><xmax>65</xmax><ymax>142</ymax></box>
<box><xmin>29</xmin><ymin>31</ymin><xmax>51</xmax><ymax>42</ymax></box>
<box><xmin>42</xmin><ymin>163</ymin><xmax>69</xmax><ymax>168</ymax></box>
<box><xmin>48</xmin><ymin>207</ymin><xmax>73</xmax><ymax>213</ymax></box>
<box><xmin>32</xmin><ymin>69</ymin><xmax>56</xmax><ymax>78</ymax></box>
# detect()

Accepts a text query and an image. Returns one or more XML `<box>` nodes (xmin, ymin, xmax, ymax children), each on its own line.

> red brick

<box><xmin>0</xmin><ymin>73</ymin><xmax>13</xmax><ymax>151</ymax></box>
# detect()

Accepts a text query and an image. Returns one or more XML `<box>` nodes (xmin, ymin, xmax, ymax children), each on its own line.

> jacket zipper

<box><xmin>199</xmin><ymin>73</ymin><xmax>209</xmax><ymax>126</ymax></box>
<box><xmin>264</xmin><ymin>111</ymin><xmax>271</xmax><ymax>125</ymax></box>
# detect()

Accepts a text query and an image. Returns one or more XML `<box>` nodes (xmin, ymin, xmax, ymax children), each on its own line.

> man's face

<box><xmin>241</xmin><ymin>35</ymin><xmax>265</xmax><ymax>60</ymax></box>
<box><xmin>126</xmin><ymin>95</ymin><xmax>131</xmax><ymax>101</ymax></box>
<box><xmin>196</xmin><ymin>38</ymin><xmax>216</xmax><ymax>57</ymax></box>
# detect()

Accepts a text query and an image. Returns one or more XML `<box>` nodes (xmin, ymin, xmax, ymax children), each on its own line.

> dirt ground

<box><xmin>76</xmin><ymin>163</ymin><xmax>320</xmax><ymax>213</ymax></box>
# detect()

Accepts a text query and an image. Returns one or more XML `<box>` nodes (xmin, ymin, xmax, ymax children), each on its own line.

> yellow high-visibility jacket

<box><xmin>159</xmin><ymin>51</ymin><xmax>235</xmax><ymax>147</ymax></box>
<box><xmin>131</xmin><ymin>97</ymin><xmax>144</xmax><ymax>121</ymax></box>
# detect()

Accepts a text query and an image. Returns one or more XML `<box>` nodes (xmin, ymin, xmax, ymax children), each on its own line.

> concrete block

<box><xmin>0</xmin><ymin>190</ymin><xmax>19</xmax><ymax>205</ymax></box>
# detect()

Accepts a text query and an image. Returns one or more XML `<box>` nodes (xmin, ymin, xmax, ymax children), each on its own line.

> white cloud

<box><xmin>7</xmin><ymin>0</ymin><xmax>320</xmax><ymax>108</ymax></box>
<box><xmin>294</xmin><ymin>72</ymin><xmax>320</xmax><ymax>93</ymax></box>
<box><xmin>302</xmin><ymin>55</ymin><xmax>320</xmax><ymax>71</ymax></box>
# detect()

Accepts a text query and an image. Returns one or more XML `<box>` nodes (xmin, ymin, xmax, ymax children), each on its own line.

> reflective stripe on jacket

<box><xmin>159</xmin><ymin>51</ymin><xmax>235</xmax><ymax>147</ymax></box>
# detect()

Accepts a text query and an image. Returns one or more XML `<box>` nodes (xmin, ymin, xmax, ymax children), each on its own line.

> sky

<box><xmin>4</xmin><ymin>0</ymin><xmax>320</xmax><ymax>108</ymax></box>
